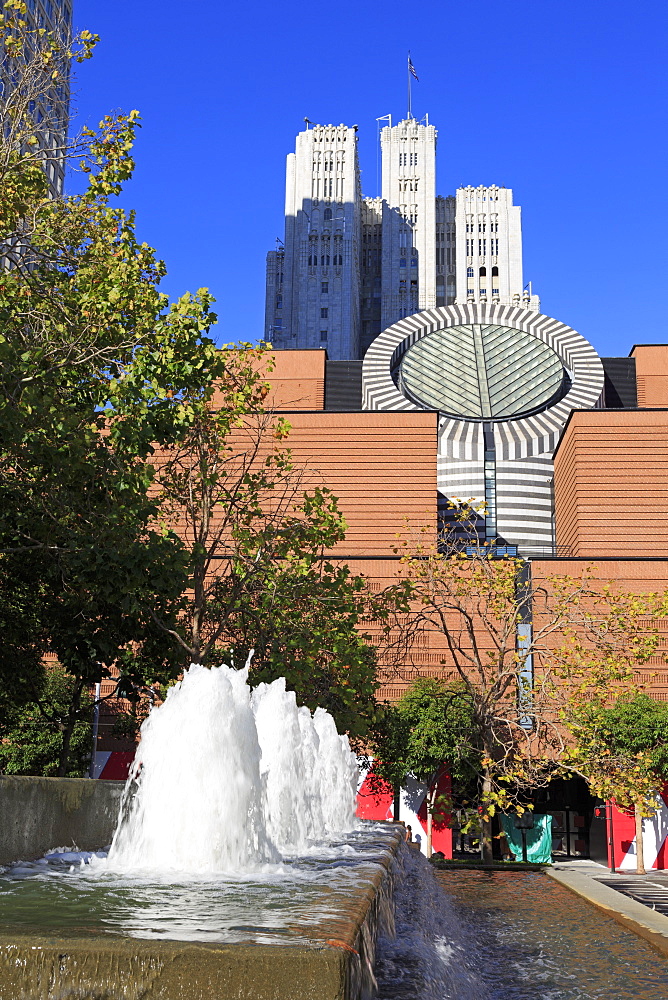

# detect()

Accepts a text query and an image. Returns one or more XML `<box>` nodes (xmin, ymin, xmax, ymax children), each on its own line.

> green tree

<box><xmin>371</xmin><ymin>678</ymin><xmax>477</xmax><ymax>854</ymax></box>
<box><xmin>0</xmin><ymin>3</ymin><xmax>385</xmax><ymax>755</ymax></box>
<box><xmin>0</xmin><ymin>6</ymin><xmax>242</xmax><ymax>771</ymax></box>
<box><xmin>565</xmin><ymin>694</ymin><xmax>668</xmax><ymax>874</ymax></box>
<box><xmin>151</xmin><ymin>387</ymin><xmax>386</xmax><ymax>737</ymax></box>
<box><xmin>383</xmin><ymin>511</ymin><xmax>665</xmax><ymax>862</ymax></box>
<box><xmin>0</xmin><ymin>666</ymin><xmax>92</xmax><ymax>777</ymax></box>
<box><xmin>223</xmin><ymin>537</ymin><xmax>382</xmax><ymax>738</ymax></box>
<box><xmin>0</xmin><ymin>0</ymin><xmax>97</xmax><ymax>242</ymax></box>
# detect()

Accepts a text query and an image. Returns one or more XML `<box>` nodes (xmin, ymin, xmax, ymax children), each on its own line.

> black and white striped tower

<box><xmin>362</xmin><ymin>303</ymin><xmax>604</xmax><ymax>556</ymax></box>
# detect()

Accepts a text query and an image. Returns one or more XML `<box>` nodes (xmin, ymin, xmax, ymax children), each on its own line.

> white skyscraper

<box><xmin>455</xmin><ymin>186</ymin><xmax>540</xmax><ymax>310</ymax></box>
<box><xmin>265</xmin><ymin>115</ymin><xmax>539</xmax><ymax>358</ymax></box>
<box><xmin>266</xmin><ymin>124</ymin><xmax>362</xmax><ymax>361</ymax></box>
<box><xmin>379</xmin><ymin>117</ymin><xmax>437</xmax><ymax>331</ymax></box>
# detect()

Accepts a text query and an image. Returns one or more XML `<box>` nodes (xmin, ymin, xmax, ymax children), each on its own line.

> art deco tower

<box><xmin>379</xmin><ymin>116</ymin><xmax>437</xmax><ymax>331</ymax></box>
<box><xmin>265</xmin><ymin>124</ymin><xmax>362</xmax><ymax>361</ymax></box>
<box><xmin>455</xmin><ymin>186</ymin><xmax>540</xmax><ymax>310</ymax></box>
<box><xmin>265</xmin><ymin>115</ymin><xmax>538</xmax><ymax>359</ymax></box>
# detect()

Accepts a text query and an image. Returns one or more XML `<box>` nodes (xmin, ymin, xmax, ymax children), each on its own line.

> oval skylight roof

<box><xmin>399</xmin><ymin>324</ymin><xmax>567</xmax><ymax>420</ymax></box>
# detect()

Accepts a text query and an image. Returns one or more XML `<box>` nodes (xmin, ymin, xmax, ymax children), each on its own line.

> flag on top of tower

<box><xmin>408</xmin><ymin>55</ymin><xmax>419</xmax><ymax>82</ymax></box>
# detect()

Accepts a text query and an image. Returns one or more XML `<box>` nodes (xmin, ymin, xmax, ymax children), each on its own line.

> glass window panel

<box><xmin>400</xmin><ymin>324</ymin><xmax>566</xmax><ymax>420</ymax></box>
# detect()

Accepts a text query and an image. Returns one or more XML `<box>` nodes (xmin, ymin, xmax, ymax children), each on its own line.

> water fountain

<box><xmin>4</xmin><ymin>664</ymin><xmax>668</xmax><ymax>999</ymax></box>
<box><xmin>106</xmin><ymin>662</ymin><xmax>362</xmax><ymax>872</ymax></box>
<box><xmin>0</xmin><ymin>664</ymin><xmax>403</xmax><ymax>999</ymax></box>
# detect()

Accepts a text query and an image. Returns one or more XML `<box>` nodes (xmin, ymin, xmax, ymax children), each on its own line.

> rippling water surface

<box><xmin>374</xmin><ymin>850</ymin><xmax>668</xmax><ymax>1000</ymax></box>
<box><xmin>4</xmin><ymin>839</ymin><xmax>668</xmax><ymax>998</ymax></box>
<box><xmin>0</xmin><ymin>832</ymin><xmax>390</xmax><ymax>946</ymax></box>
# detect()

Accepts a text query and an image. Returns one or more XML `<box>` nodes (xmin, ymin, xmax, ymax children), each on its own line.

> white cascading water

<box><xmin>105</xmin><ymin>663</ymin><xmax>359</xmax><ymax>873</ymax></box>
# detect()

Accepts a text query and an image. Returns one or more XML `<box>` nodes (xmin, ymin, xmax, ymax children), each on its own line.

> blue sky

<box><xmin>74</xmin><ymin>0</ymin><xmax>668</xmax><ymax>357</ymax></box>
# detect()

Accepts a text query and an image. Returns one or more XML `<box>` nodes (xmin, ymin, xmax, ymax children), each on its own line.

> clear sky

<box><xmin>73</xmin><ymin>0</ymin><xmax>668</xmax><ymax>358</ymax></box>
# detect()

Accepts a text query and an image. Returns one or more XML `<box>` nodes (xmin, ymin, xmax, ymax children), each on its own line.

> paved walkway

<box><xmin>546</xmin><ymin>859</ymin><xmax>668</xmax><ymax>956</ymax></box>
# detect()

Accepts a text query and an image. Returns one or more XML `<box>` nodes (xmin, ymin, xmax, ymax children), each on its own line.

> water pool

<box><xmin>0</xmin><ymin>831</ymin><xmax>395</xmax><ymax>946</ymax></box>
<box><xmin>374</xmin><ymin>853</ymin><xmax>668</xmax><ymax>999</ymax></box>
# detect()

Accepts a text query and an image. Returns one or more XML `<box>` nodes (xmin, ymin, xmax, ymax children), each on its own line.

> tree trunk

<box><xmin>393</xmin><ymin>785</ymin><xmax>400</xmax><ymax>822</ymax></box>
<box><xmin>635</xmin><ymin>801</ymin><xmax>646</xmax><ymax>875</ymax></box>
<box><xmin>191</xmin><ymin>577</ymin><xmax>204</xmax><ymax>664</ymax></box>
<box><xmin>57</xmin><ymin>714</ymin><xmax>77</xmax><ymax>777</ymax></box>
<box><xmin>57</xmin><ymin>682</ymin><xmax>84</xmax><ymax>778</ymax></box>
<box><xmin>480</xmin><ymin>770</ymin><xmax>494</xmax><ymax>864</ymax></box>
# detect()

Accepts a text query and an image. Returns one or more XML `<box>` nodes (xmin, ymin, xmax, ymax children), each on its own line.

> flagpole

<box><xmin>407</xmin><ymin>52</ymin><xmax>412</xmax><ymax>119</ymax></box>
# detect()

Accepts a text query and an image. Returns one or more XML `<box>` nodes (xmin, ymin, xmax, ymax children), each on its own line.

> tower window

<box><xmin>479</xmin><ymin>267</ymin><xmax>486</xmax><ymax>277</ymax></box>
<box><xmin>492</xmin><ymin>288</ymin><xmax>500</xmax><ymax>295</ymax></box>
<box><xmin>492</xmin><ymin>266</ymin><xmax>499</xmax><ymax>277</ymax></box>
<box><xmin>320</xmin><ymin>307</ymin><xmax>328</xmax><ymax>318</ymax></box>
<box><xmin>321</xmin><ymin>281</ymin><xmax>329</xmax><ymax>293</ymax></box>
<box><xmin>323</xmin><ymin>208</ymin><xmax>332</xmax><ymax>221</ymax></box>
<box><xmin>400</xmin><ymin>258</ymin><xmax>407</xmax><ymax>267</ymax></box>
<box><xmin>320</xmin><ymin>330</ymin><xmax>328</xmax><ymax>341</ymax></box>
<box><xmin>467</xmin><ymin>267</ymin><xmax>474</xmax><ymax>278</ymax></box>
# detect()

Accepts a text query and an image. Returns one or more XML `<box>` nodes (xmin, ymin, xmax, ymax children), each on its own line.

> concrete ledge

<box><xmin>0</xmin><ymin>776</ymin><xmax>124</xmax><ymax>865</ymax></box>
<box><xmin>0</xmin><ymin>938</ymin><xmax>350</xmax><ymax>1000</ymax></box>
<box><xmin>0</xmin><ymin>825</ymin><xmax>403</xmax><ymax>1000</ymax></box>
<box><xmin>546</xmin><ymin>867</ymin><xmax>668</xmax><ymax>957</ymax></box>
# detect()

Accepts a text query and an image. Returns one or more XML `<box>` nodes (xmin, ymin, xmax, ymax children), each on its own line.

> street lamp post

<box><xmin>88</xmin><ymin>681</ymin><xmax>101</xmax><ymax>779</ymax></box>
<box><xmin>514</xmin><ymin>812</ymin><xmax>535</xmax><ymax>864</ymax></box>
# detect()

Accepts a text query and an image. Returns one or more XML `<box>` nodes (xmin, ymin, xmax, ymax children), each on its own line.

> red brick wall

<box><xmin>554</xmin><ymin>410</ymin><xmax>668</xmax><ymax>558</ymax></box>
<box><xmin>632</xmin><ymin>345</ymin><xmax>668</xmax><ymax>407</ymax></box>
<box><xmin>210</xmin><ymin>349</ymin><xmax>326</xmax><ymax>412</ymax></box>
<box><xmin>532</xmin><ymin>558</ymin><xmax>668</xmax><ymax>701</ymax></box>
